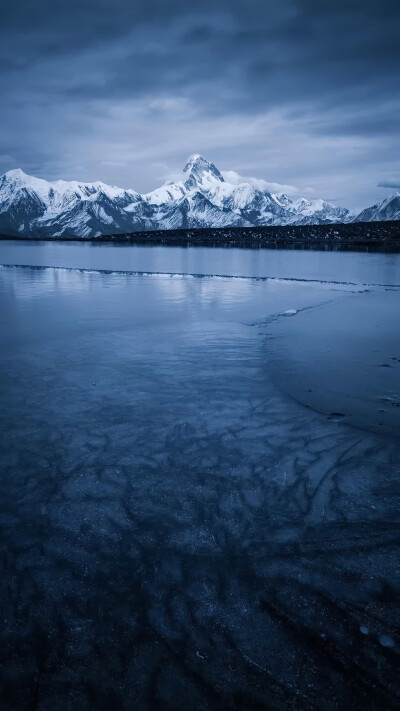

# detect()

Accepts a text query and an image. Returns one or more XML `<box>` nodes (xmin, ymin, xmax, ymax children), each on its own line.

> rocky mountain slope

<box><xmin>0</xmin><ymin>155</ymin><xmax>398</xmax><ymax>239</ymax></box>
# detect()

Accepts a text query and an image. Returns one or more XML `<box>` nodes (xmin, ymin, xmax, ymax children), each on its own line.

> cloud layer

<box><xmin>0</xmin><ymin>0</ymin><xmax>399</xmax><ymax>208</ymax></box>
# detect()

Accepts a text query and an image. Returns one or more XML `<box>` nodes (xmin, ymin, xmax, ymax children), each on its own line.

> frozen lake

<box><xmin>2</xmin><ymin>238</ymin><xmax>400</xmax><ymax>283</ymax></box>
<box><xmin>0</xmin><ymin>241</ymin><xmax>400</xmax><ymax>709</ymax></box>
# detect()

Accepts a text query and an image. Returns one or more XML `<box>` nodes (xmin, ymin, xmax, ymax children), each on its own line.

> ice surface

<box><xmin>263</xmin><ymin>287</ymin><xmax>400</xmax><ymax>437</ymax></box>
<box><xmin>0</xmin><ymin>254</ymin><xmax>399</xmax><ymax>710</ymax></box>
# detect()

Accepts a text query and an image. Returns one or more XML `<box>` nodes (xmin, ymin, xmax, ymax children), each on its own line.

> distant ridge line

<box><xmin>1</xmin><ymin>156</ymin><xmax>400</xmax><ymax>239</ymax></box>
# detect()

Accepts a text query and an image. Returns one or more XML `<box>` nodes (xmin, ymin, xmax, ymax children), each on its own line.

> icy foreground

<box><xmin>1</xmin><ymin>155</ymin><xmax>398</xmax><ymax>240</ymax></box>
<box><xmin>0</xmin><ymin>261</ymin><xmax>399</xmax><ymax>709</ymax></box>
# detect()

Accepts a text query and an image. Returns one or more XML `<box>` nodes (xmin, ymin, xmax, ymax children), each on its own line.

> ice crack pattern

<box><xmin>0</xmin><ymin>260</ymin><xmax>399</xmax><ymax>710</ymax></box>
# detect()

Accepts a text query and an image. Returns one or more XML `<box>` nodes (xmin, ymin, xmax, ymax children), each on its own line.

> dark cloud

<box><xmin>378</xmin><ymin>181</ymin><xmax>400</xmax><ymax>190</ymax></box>
<box><xmin>0</xmin><ymin>0</ymin><xmax>399</xmax><ymax>208</ymax></box>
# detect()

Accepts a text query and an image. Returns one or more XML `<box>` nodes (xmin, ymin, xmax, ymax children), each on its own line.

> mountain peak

<box><xmin>183</xmin><ymin>155</ymin><xmax>224</xmax><ymax>186</ymax></box>
<box><xmin>4</xmin><ymin>168</ymin><xmax>29</xmax><ymax>181</ymax></box>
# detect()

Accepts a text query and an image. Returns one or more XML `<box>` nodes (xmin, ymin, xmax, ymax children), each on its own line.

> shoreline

<box><xmin>1</xmin><ymin>219</ymin><xmax>400</xmax><ymax>251</ymax></box>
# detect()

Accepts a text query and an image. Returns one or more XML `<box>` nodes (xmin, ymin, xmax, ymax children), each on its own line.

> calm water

<box><xmin>2</xmin><ymin>238</ymin><xmax>400</xmax><ymax>283</ymax></box>
<box><xmin>0</xmin><ymin>242</ymin><xmax>400</xmax><ymax>710</ymax></box>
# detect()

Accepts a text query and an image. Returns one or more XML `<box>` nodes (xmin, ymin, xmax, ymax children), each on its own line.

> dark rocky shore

<box><xmin>1</xmin><ymin>220</ymin><xmax>400</xmax><ymax>250</ymax></box>
<box><xmin>111</xmin><ymin>220</ymin><xmax>400</xmax><ymax>250</ymax></box>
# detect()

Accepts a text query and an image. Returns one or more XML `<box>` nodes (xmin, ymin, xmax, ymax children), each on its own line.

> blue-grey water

<box><xmin>0</xmin><ymin>241</ymin><xmax>400</xmax><ymax>710</ymax></box>
<box><xmin>2</xmin><ymin>239</ymin><xmax>400</xmax><ymax>283</ymax></box>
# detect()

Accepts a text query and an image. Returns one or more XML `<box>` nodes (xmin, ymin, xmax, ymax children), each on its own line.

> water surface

<box><xmin>1</xmin><ymin>239</ymin><xmax>400</xmax><ymax>284</ymax></box>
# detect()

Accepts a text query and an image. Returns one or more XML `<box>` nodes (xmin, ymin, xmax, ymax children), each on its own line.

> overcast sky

<box><xmin>0</xmin><ymin>0</ymin><xmax>399</xmax><ymax>209</ymax></box>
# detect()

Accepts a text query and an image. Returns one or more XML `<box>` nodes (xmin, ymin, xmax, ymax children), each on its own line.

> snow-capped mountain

<box><xmin>353</xmin><ymin>192</ymin><xmax>400</xmax><ymax>223</ymax></box>
<box><xmin>0</xmin><ymin>155</ymin><xmax>397</xmax><ymax>240</ymax></box>
<box><xmin>0</xmin><ymin>168</ymin><xmax>152</xmax><ymax>239</ymax></box>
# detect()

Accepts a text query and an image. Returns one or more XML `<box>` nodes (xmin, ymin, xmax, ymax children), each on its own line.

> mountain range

<box><xmin>0</xmin><ymin>155</ymin><xmax>399</xmax><ymax>240</ymax></box>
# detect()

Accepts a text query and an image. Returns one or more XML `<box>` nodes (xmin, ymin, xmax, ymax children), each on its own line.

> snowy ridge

<box><xmin>354</xmin><ymin>192</ymin><xmax>400</xmax><ymax>223</ymax></box>
<box><xmin>0</xmin><ymin>156</ymin><xmax>398</xmax><ymax>240</ymax></box>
